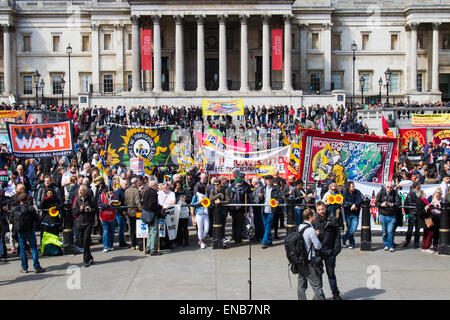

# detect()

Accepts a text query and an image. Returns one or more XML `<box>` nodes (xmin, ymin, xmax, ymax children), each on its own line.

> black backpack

<box><xmin>284</xmin><ymin>225</ymin><xmax>312</xmax><ymax>274</ymax></box>
<box><xmin>230</xmin><ymin>186</ymin><xmax>244</xmax><ymax>211</ymax></box>
<box><xmin>14</xmin><ymin>205</ymin><xmax>34</xmax><ymax>233</ymax></box>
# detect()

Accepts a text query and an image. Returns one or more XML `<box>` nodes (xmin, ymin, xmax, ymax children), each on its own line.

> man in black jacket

<box><xmin>376</xmin><ymin>181</ymin><xmax>402</xmax><ymax>252</ymax></box>
<box><xmin>143</xmin><ymin>180</ymin><xmax>163</xmax><ymax>256</ymax></box>
<box><xmin>342</xmin><ymin>182</ymin><xmax>363</xmax><ymax>249</ymax></box>
<box><xmin>314</xmin><ymin>201</ymin><xmax>342</xmax><ymax>300</ymax></box>
<box><xmin>11</xmin><ymin>193</ymin><xmax>46</xmax><ymax>273</ymax></box>
<box><xmin>402</xmin><ymin>181</ymin><xmax>421</xmax><ymax>248</ymax></box>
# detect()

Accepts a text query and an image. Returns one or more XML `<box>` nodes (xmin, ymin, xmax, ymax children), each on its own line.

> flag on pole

<box><xmin>255</xmin><ymin>165</ymin><xmax>277</xmax><ymax>177</ymax></box>
<box><xmin>281</xmin><ymin>158</ymin><xmax>299</xmax><ymax>184</ymax></box>
<box><xmin>382</xmin><ymin>113</ymin><xmax>394</xmax><ymax>137</ymax></box>
<box><xmin>26</xmin><ymin>113</ymin><xmax>36</xmax><ymax>124</ymax></box>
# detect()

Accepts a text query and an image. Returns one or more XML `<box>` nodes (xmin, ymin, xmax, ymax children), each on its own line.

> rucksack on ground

<box><xmin>284</xmin><ymin>225</ymin><xmax>311</xmax><ymax>274</ymax></box>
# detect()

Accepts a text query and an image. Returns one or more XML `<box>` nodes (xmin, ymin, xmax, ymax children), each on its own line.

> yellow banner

<box><xmin>412</xmin><ymin>114</ymin><xmax>450</xmax><ymax>127</ymax></box>
<box><xmin>202</xmin><ymin>99</ymin><xmax>244</xmax><ymax>116</ymax></box>
<box><xmin>0</xmin><ymin>110</ymin><xmax>25</xmax><ymax>119</ymax></box>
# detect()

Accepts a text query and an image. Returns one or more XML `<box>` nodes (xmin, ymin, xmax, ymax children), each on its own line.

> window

<box><xmin>292</xmin><ymin>32</ymin><xmax>296</xmax><ymax>50</ymax></box>
<box><xmin>360</xmin><ymin>73</ymin><xmax>371</xmax><ymax>92</ymax></box>
<box><xmin>332</xmin><ymin>34</ymin><xmax>341</xmax><ymax>51</ymax></box>
<box><xmin>127</xmin><ymin>33</ymin><xmax>132</xmax><ymax>50</ymax></box>
<box><xmin>104</xmin><ymin>34</ymin><xmax>112</xmax><ymax>51</ymax></box>
<box><xmin>52</xmin><ymin>35</ymin><xmax>60</xmax><ymax>52</ymax></box>
<box><xmin>52</xmin><ymin>75</ymin><xmax>63</xmax><ymax>94</ymax></box>
<box><xmin>0</xmin><ymin>76</ymin><xmax>4</xmax><ymax>93</ymax></box>
<box><xmin>443</xmin><ymin>34</ymin><xmax>450</xmax><ymax>50</ymax></box>
<box><xmin>311</xmin><ymin>33</ymin><xmax>319</xmax><ymax>50</ymax></box>
<box><xmin>310</xmin><ymin>73</ymin><xmax>320</xmax><ymax>92</ymax></box>
<box><xmin>81</xmin><ymin>74</ymin><xmax>91</xmax><ymax>93</ymax></box>
<box><xmin>389</xmin><ymin>73</ymin><xmax>400</xmax><ymax>93</ymax></box>
<box><xmin>103</xmin><ymin>74</ymin><xmax>113</xmax><ymax>93</ymax></box>
<box><xmin>417</xmin><ymin>74</ymin><xmax>423</xmax><ymax>92</ymax></box>
<box><xmin>23</xmin><ymin>76</ymin><xmax>33</xmax><ymax>95</ymax></box>
<box><xmin>362</xmin><ymin>34</ymin><xmax>369</xmax><ymax>51</ymax></box>
<box><xmin>82</xmin><ymin>35</ymin><xmax>90</xmax><ymax>52</ymax></box>
<box><xmin>127</xmin><ymin>74</ymin><xmax>132</xmax><ymax>91</ymax></box>
<box><xmin>331</xmin><ymin>73</ymin><xmax>342</xmax><ymax>90</ymax></box>
<box><xmin>23</xmin><ymin>35</ymin><xmax>31</xmax><ymax>52</ymax></box>
<box><xmin>391</xmin><ymin>34</ymin><xmax>398</xmax><ymax>51</ymax></box>
<box><xmin>418</xmin><ymin>33</ymin><xmax>424</xmax><ymax>50</ymax></box>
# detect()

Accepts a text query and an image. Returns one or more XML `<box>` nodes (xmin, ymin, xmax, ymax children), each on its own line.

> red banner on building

<box><xmin>399</xmin><ymin>128</ymin><xmax>426</xmax><ymax>152</ymax></box>
<box><xmin>272</xmin><ymin>29</ymin><xmax>283</xmax><ymax>70</ymax></box>
<box><xmin>432</xmin><ymin>129</ymin><xmax>450</xmax><ymax>145</ymax></box>
<box><xmin>141</xmin><ymin>29</ymin><xmax>152</xmax><ymax>70</ymax></box>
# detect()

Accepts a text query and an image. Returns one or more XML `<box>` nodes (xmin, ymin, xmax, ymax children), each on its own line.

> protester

<box><xmin>143</xmin><ymin>180</ymin><xmax>163</xmax><ymax>256</ymax></box>
<box><xmin>191</xmin><ymin>184</ymin><xmax>209</xmax><ymax>249</ymax></box>
<box><xmin>403</xmin><ymin>181</ymin><xmax>421</xmax><ymax>248</ymax></box>
<box><xmin>124</xmin><ymin>177</ymin><xmax>142</xmax><ymax>250</ymax></box>
<box><xmin>376</xmin><ymin>181</ymin><xmax>402</xmax><ymax>252</ymax></box>
<box><xmin>342</xmin><ymin>182</ymin><xmax>363</xmax><ymax>249</ymax></box>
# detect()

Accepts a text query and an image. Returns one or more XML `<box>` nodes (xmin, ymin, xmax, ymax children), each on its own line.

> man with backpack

<box><xmin>11</xmin><ymin>193</ymin><xmax>46</xmax><ymax>274</ymax></box>
<box><xmin>296</xmin><ymin>208</ymin><xmax>325</xmax><ymax>300</ymax></box>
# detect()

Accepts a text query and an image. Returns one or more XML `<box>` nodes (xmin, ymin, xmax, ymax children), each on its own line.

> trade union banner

<box><xmin>7</xmin><ymin>121</ymin><xmax>73</xmax><ymax>158</ymax></box>
<box><xmin>412</xmin><ymin>114</ymin><xmax>450</xmax><ymax>127</ymax></box>
<box><xmin>204</xmin><ymin>145</ymin><xmax>291</xmax><ymax>179</ymax></box>
<box><xmin>399</xmin><ymin>128</ymin><xmax>426</xmax><ymax>152</ymax></box>
<box><xmin>106</xmin><ymin>125</ymin><xmax>176</xmax><ymax>173</ymax></box>
<box><xmin>272</xmin><ymin>29</ymin><xmax>283</xmax><ymax>70</ymax></box>
<box><xmin>299</xmin><ymin>129</ymin><xmax>398</xmax><ymax>185</ymax></box>
<box><xmin>202</xmin><ymin>99</ymin><xmax>244</xmax><ymax>116</ymax></box>
<box><xmin>195</xmin><ymin>129</ymin><xmax>254</xmax><ymax>153</ymax></box>
<box><xmin>141</xmin><ymin>29</ymin><xmax>152</xmax><ymax>70</ymax></box>
<box><xmin>0</xmin><ymin>110</ymin><xmax>25</xmax><ymax>129</ymax></box>
<box><xmin>432</xmin><ymin>129</ymin><xmax>450</xmax><ymax>145</ymax></box>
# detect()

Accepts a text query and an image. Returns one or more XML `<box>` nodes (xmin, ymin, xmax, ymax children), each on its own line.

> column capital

<box><xmin>91</xmin><ymin>23</ymin><xmax>100</xmax><ymax>31</ymax></box>
<box><xmin>298</xmin><ymin>22</ymin><xmax>309</xmax><ymax>30</ymax></box>
<box><xmin>130</xmin><ymin>15</ymin><xmax>141</xmax><ymax>26</ymax></box>
<box><xmin>114</xmin><ymin>24</ymin><xmax>124</xmax><ymax>31</ymax></box>
<box><xmin>1</xmin><ymin>24</ymin><xmax>14</xmax><ymax>32</ymax></box>
<box><xmin>152</xmin><ymin>14</ymin><xmax>162</xmax><ymax>25</ymax></box>
<box><xmin>261</xmin><ymin>14</ymin><xmax>271</xmax><ymax>24</ymax></box>
<box><xmin>195</xmin><ymin>14</ymin><xmax>206</xmax><ymax>25</ymax></box>
<box><xmin>432</xmin><ymin>22</ymin><xmax>441</xmax><ymax>31</ymax></box>
<box><xmin>174</xmin><ymin>14</ymin><xmax>184</xmax><ymax>25</ymax></box>
<box><xmin>239</xmin><ymin>14</ymin><xmax>250</xmax><ymax>25</ymax></box>
<box><xmin>408</xmin><ymin>22</ymin><xmax>419</xmax><ymax>31</ymax></box>
<box><xmin>322</xmin><ymin>22</ymin><xmax>333</xmax><ymax>30</ymax></box>
<box><xmin>283</xmin><ymin>14</ymin><xmax>293</xmax><ymax>24</ymax></box>
<box><xmin>218</xmin><ymin>14</ymin><xmax>228</xmax><ymax>25</ymax></box>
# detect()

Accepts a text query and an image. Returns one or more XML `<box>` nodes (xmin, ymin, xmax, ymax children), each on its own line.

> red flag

<box><xmin>382</xmin><ymin>114</ymin><xmax>394</xmax><ymax>137</ymax></box>
<box><xmin>141</xmin><ymin>29</ymin><xmax>152</xmax><ymax>70</ymax></box>
<box><xmin>272</xmin><ymin>29</ymin><xmax>283</xmax><ymax>70</ymax></box>
<box><xmin>282</xmin><ymin>158</ymin><xmax>299</xmax><ymax>184</ymax></box>
<box><xmin>26</xmin><ymin>113</ymin><xmax>35</xmax><ymax>124</ymax></box>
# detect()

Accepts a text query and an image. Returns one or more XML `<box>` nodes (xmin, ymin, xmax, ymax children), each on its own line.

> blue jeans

<box><xmin>261</xmin><ymin>212</ymin><xmax>274</xmax><ymax>245</ymax></box>
<box><xmin>116</xmin><ymin>215</ymin><xmax>126</xmax><ymax>244</ymax></box>
<box><xmin>17</xmin><ymin>230</ymin><xmax>41</xmax><ymax>271</ymax></box>
<box><xmin>101</xmin><ymin>220</ymin><xmax>116</xmax><ymax>249</ymax></box>
<box><xmin>380</xmin><ymin>215</ymin><xmax>397</xmax><ymax>249</ymax></box>
<box><xmin>294</xmin><ymin>207</ymin><xmax>303</xmax><ymax>227</ymax></box>
<box><xmin>342</xmin><ymin>215</ymin><xmax>359</xmax><ymax>247</ymax></box>
<box><xmin>146</xmin><ymin>216</ymin><xmax>159</xmax><ymax>252</ymax></box>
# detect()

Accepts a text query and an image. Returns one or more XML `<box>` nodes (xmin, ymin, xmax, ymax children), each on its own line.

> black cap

<box><xmin>264</xmin><ymin>175</ymin><xmax>274</xmax><ymax>180</ymax></box>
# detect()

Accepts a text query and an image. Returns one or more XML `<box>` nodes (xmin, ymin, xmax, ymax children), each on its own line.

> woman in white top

<box><xmin>190</xmin><ymin>185</ymin><xmax>209</xmax><ymax>249</ymax></box>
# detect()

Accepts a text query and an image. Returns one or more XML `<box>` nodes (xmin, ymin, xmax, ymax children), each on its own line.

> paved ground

<box><xmin>0</xmin><ymin>224</ymin><xmax>449</xmax><ymax>300</ymax></box>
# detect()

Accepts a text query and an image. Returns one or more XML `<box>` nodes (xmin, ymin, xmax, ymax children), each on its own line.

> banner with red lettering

<box><xmin>7</xmin><ymin>121</ymin><xmax>73</xmax><ymax>158</ymax></box>
<box><xmin>432</xmin><ymin>129</ymin><xmax>450</xmax><ymax>145</ymax></box>
<box><xmin>141</xmin><ymin>29</ymin><xmax>152</xmax><ymax>70</ymax></box>
<box><xmin>299</xmin><ymin>129</ymin><xmax>398</xmax><ymax>185</ymax></box>
<box><xmin>272</xmin><ymin>29</ymin><xmax>283</xmax><ymax>70</ymax></box>
<box><xmin>399</xmin><ymin>128</ymin><xmax>426</xmax><ymax>152</ymax></box>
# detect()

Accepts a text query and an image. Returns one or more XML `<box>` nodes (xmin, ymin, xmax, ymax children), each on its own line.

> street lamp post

<box><xmin>378</xmin><ymin>77</ymin><xmax>383</xmax><ymax>105</ymax></box>
<box><xmin>351</xmin><ymin>41</ymin><xmax>357</xmax><ymax>111</ymax></box>
<box><xmin>33</xmin><ymin>70</ymin><xmax>41</xmax><ymax>107</ymax></box>
<box><xmin>66</xmin><ymin>44</ymin><xmax>72</xmax><ymax>109</ymax></box>
<box><xmin>359</xmin><ymin>76</ymin><xmax>365</xmax><ymax>106</ymax></box>
<box><xmin>61</xmin><ymin>78</ymin><xmax>66</xmax><ymax>108</ymax></box>
<box><xmin>385</xmin><ymin>67</ymin><xmax>392</xmax><ymax>106</ymax></box>
<box><xmin>40</xmin><ymin>79</ymin><xmax>45</xmax><ymax>105</ymax></box>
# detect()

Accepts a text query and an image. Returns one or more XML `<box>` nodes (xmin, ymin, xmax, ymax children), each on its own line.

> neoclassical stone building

<box><xmin>0</xmin><ymin>0</ymin><xmax>449</xmax><ymax>107</ymax></box>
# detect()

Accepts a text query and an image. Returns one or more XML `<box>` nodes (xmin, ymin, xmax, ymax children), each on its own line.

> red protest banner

<box><xmin>272</xmin><ymin>29</ymin><xmax>283</xmax><ymax>70</ymax></box>
<box><xmin>141</xmin><ymin>29</ymin><xmax>152</xmax><ymax>70</ymax></box>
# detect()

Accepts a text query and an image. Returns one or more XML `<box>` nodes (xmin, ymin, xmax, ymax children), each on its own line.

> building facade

<box><xmin>0</xmin><ymin>0</ymin><xmax>449</xmax><ymax>108</ymax></box>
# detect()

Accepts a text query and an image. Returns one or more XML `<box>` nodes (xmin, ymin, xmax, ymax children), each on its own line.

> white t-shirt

<box><xmin>398</xmin><ymin>179</ymin><xmax>413</xmax><ymax>191</ymax></box>
<box><xmin>158</xmin><ymin>190</ymin><xmax>176</xmax><ymax>209</ymax></box>
<box><xmin>440</xmin><ymin>181</ymin><xmax>448</xmax><ymax>197</ymax></box>
<box><xmin>264</xmin><ymin>186</ymin><xmax>272</xmax><ymax>214</ymax></box>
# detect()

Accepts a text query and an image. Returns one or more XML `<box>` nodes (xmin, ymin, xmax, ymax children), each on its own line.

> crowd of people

<box><xmin>0</xmin><ymin>100</ymin><xmax>449</xmax><ymax>300</ymax></box>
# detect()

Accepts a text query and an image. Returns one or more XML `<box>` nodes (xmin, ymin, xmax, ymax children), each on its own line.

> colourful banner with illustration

<box><xmin>399</xmin><ymin>128</ymin><xmax>426</xmax><ymax>152</ymax></box>
<box><xmin>432</xmin><ymin>129</ymin><xmax>450</xmax><ymax>145</ymax></box>
<box><xmin>204</xmin><ymin>145</ymin><xmax>291</xmax><ymax>179</ymax></box>
<box><xmin>202</xmin><ymin>99</ymin><xmax>244</xmax><ymax>116</ymax></box>
<box><xmin>195</xmin><ymin>129</ymin><xmax>254</xmax><ymax>153</ymax></box>
<box><xmin>106</xmin><ymin>125</ymin><xmax>176</xmax><ymax>173</ymax></box>
<box><xmin>272</xmin><ymin>29</ymin><xmax>283</xmax><ymax>70</ymax></box>
<box><xmin>0</xmin><ymin>110</ymin><xmax>25</xmax><ymax>129</ymax></box>
<box><xmin>412</xmin><ymin>114</ymin><xmax>450</xmax><ymax>127</ymax></box>
<box><xmin>7</xmin><ymin>121</ymin><xmax>73</xmax><ymax>158</ymax></box>
<box><xmin>299</xmin><ymin>129</ymin><xmax>398</xmax><ymax>185</ymax></box>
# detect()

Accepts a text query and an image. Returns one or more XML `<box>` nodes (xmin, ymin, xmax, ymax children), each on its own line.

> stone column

<box><xmin>2</xmin><ymin>24</ymin><xmax>13</xmax><ymax>95</ymax></box>
<box><xmin>410</xmin><ymin>22</ymin><xmax>419</xmax><ymax>92</ymax></box>
<box><xmin>196</xmin><ymin>14</ymin><xmax>206</xmax><ymax>92</ymax></box>
<box><xmin>91</xmin><ymin>23</ymin><xmax>100</xmax><ymax>93</ymax></box>
<box><xmin>240</xmin><ymin>14</ymin><xmax>250</xmax><ymax>92</ymax></box>
<box><xmin>323</xmin><ymin>23</ymin><xmax>332</xmax><ymax>92</ymax></box>
<box><xmin>174</xmin><ymin>15</ymin><xmax>184</xmax><ymax>92</ymax></box>
<box><xmin>283</xmin><ymin>14</ymin><xmax>293</xmax><ymax>91</ymax></box>
<box><xmin>218</xmin><ymin>14</ymin><xmax>228</xmax><ymax>92</ymax></box>
<box><xmin>432</xmin><ymin>22</ymin><xmax>441</xmax><ymax>92</ymax></box>
<box><xmin>152</xmin><ymin>15</ymin><xmax>162</xmax><ymax>93</ymax></box>
<box><xmin>405</xmin><ymin>25</ymin><xmax>411</xmax><ymax>91</ymax></box>
<box><xmin>130</xmin><ymin>15</ymin><xmax>142</xmax><ymax>92</ymax></box>
<box><xmin>114</xmin><ymin>24</ymin><xmax>124</xmax><ymax>92</ymax></box>
<box><xmin>299</xmin><ymin>23</ymin><xmax>308</xmax><ymax>91</ymax></box>
<box><xmin>262</xmin><ymin>14</ymin><xmax>271</xmax><ymax>91</ymax></box>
